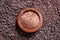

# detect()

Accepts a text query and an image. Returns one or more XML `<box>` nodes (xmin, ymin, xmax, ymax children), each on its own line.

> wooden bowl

<box><xmin>17</xmin><ymin>7</ymin><xmax>43</xmax><ymax>33</ymax></box>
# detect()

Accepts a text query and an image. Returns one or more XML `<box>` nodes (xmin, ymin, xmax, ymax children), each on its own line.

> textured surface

<box><xmin>0</xmin><ymin>0</ymin><xmax>60</xmax><ymax>40</ymax></box>
<box><xmin>21</xmin><ymin>11</ymin><xmax>39</xmax><ymax>29</ymax></box>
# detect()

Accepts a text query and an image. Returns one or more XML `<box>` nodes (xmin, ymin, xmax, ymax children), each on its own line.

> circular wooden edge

<box><xmin>17</xmin><ymin>7</ymin><xmax>43</xmax><ymax>33</ymax></box>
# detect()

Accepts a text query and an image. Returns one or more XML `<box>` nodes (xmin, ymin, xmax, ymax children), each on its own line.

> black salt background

<box><xmin>0</xmin><ymin>0</ymin><xmax>60</xmax><ymax>40</ymax></box>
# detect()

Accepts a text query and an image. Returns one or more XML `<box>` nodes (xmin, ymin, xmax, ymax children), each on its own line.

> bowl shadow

<box><xmin>15</xmin><ymin>21</ymin><xmax>36</xmax><ymax>38</ymax></box>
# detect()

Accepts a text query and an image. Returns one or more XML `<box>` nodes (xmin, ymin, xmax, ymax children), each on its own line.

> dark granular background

<box><xmin>0</xmin><ymin>0</ymin><xmax>60</xmax><ymax>40</ymax></box>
